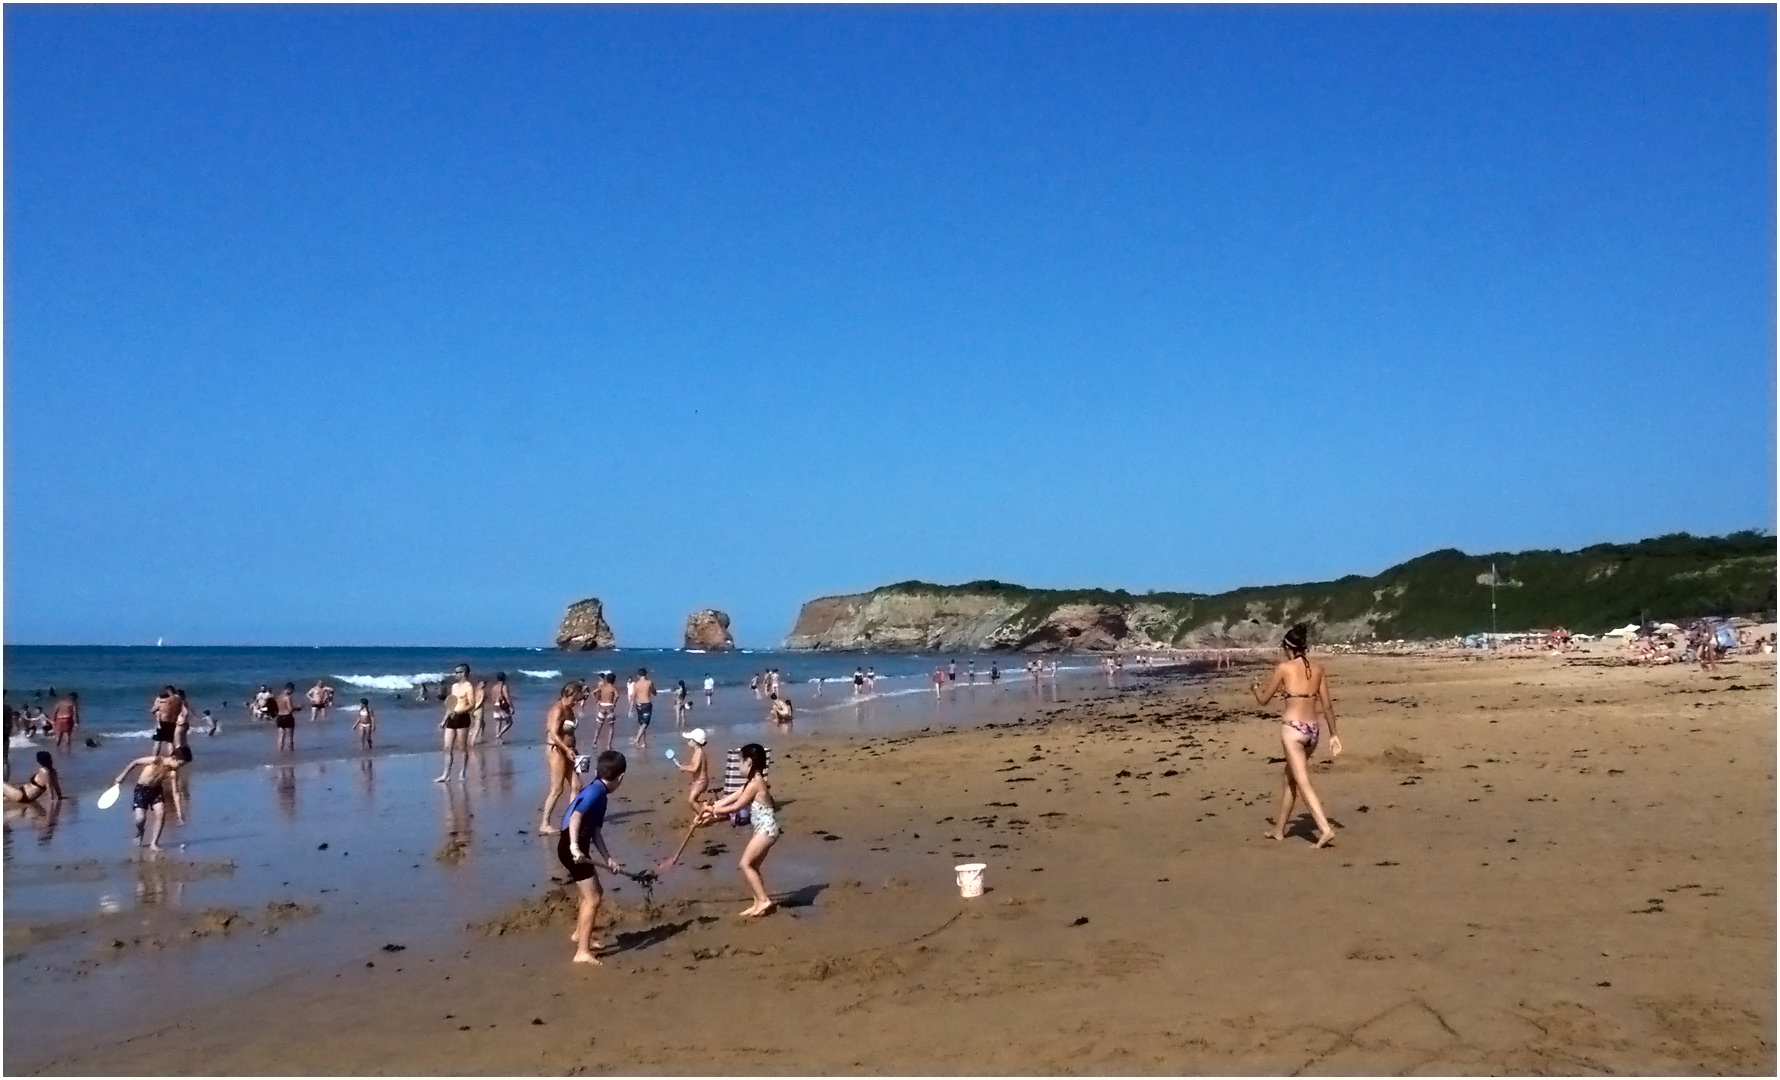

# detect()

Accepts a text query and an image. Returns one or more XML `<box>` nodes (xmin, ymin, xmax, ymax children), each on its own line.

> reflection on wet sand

<box><xmin>133</xmin><ymin>852</ymin><xmax>186</xmax><ymax>907</ymax></box>
<box><xmin>273</xmin><ymin>765</ymin><xmax>296</xmax><ymax>820</ymax></box>
<box><xmin>5</xmin><ymin>796</ymin><xmax>65</xmax><ymax>848</ymax></box>
<box><xmin>437</xmin><ymin>780</ymin><xmax>471</xmax><ymax>864</ymax></box>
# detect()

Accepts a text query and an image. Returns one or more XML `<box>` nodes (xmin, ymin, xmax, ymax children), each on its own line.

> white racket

<box><xmin>96</xmin><ymin>783</ymin><xmax>121</xmax><ymax>810</ymax></box>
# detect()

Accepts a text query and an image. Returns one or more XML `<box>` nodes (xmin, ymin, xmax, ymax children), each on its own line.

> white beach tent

<box><xmin>1601</xmin><ymin>624</ymin><xmax>1642</xmax><ymax>639</ymax></box>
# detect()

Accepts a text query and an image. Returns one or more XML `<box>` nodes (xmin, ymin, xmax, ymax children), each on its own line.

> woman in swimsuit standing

<box><xmin>1251</xmin><ymin>623</ymin><xmax>1343</xmax><ymax>848</ymax></box>
<box><xmin>699</xmin><ymin>743</ymin><xmax>780</xmax><ymax>917</ymax></box>
<box><xmin>171</xmin><ymin>690</ymin><xmax>194</xmax><ymax>764</ymax></box>
<box><xmin>673</xmin><ymin>680</ymin><xmax>691</xmax><ymax>730</ymax></box>
<box><xmin>489</xmin><ymin>673</ymin><xmax>514</xmax><ymax>741</ymax></box>
<box><xmin>537</xmin><ymin>680</ymin><xmax>586</xmax><ymax>835</ymax></box>
<box><xmin>4</xmin><ymin>751</ymin><xmax>64</xmax><ymax>805</ymax></box>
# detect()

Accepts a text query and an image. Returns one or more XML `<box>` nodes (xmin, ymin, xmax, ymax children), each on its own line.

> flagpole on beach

<box><xmin>1490</xmin><ymin>562</ymin><xmax>1498</xmax><ymax>640</ymax></box>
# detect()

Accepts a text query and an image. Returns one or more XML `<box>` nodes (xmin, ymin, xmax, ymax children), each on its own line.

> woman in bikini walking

<box><xmin>1251</xmin><ymin>623</ymin><xmax>1343</xmax><ymax>848</ymax></box>
<box><xmin>537</xmin><ymin>680</ymin><xmax>586</xmax><ymax>835</ymax></box>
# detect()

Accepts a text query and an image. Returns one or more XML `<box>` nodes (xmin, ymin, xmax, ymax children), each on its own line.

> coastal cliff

<box><xmin>683</xmin><ymin>609</ymin><xmax>736</xmax><ymax>651</ymax></box>
<box><xmin>783</xmin><ymin>532</ymin><xmax>1777</xmax><ymax>652</ymax></box>
<box><xmin>556</xmin><ymin>598</ymin><xmax>616</xmax><ymax>651</ymax></box>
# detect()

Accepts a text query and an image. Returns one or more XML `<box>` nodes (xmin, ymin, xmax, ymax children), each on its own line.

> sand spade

<box><xmin>96</xmin><ymin>782</ymin><xmax>122</xmax><ymax>810</ymax></box>
<box><xmin>656</xmin><ymin>817</ymin><xmax>702</xmax><ymax>874</ymax></box>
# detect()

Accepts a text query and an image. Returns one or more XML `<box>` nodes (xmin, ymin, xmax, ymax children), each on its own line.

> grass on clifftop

<box><xmin>864</xmin><ymin>532</ymin><xmax>1776</xmax><ymax>639</ymax></box>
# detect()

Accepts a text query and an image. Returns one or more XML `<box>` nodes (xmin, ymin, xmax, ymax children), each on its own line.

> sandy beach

<box><xmin>7</xmin><ymin>648</ymin><xmax>1773</xmax><ymax>1075</ymax></box>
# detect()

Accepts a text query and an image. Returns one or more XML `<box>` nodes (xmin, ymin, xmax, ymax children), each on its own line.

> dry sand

<box><xmin>14</xmin><ymin>652</ymin><xmax>1774</xmax><ymax>1075</ymax></box>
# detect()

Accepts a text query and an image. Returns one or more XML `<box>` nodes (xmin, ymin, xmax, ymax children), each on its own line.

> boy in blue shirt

<box><xmin>557</xmin><ymin>750</ymin><xmax>626</xmax><ymax>964</ymax></box>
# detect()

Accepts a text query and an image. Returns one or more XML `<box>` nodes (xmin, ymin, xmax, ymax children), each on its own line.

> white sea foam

<box><xmin>517</xmin><ymin>669</ymin><xmax>562</xmax><ymax>679</ymax></box>
<box><xmin>332</xmin><ymin>673</ymin><xmax>447</xmax><ymax>691</ymax></box>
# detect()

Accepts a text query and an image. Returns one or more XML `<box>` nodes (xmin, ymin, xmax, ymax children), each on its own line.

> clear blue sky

<box><xmin>6</xmin><ymin>6</ymin><xmax>1774</xmax><ymax>647</ymax></box>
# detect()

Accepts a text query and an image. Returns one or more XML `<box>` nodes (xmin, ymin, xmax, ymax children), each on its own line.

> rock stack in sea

<box><xmin>683</xmin><ymin>609</ymin><xmax>735</xmax><ymax>651</ymax></box>
<box><xmin>556</xmin><ymin>598</ymin><xmax>617</xmax><ymax>651</ymax></box>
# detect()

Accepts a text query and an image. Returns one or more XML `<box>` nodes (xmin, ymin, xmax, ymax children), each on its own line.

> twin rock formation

<box><xmin>554</xmin><ymin>598</ymin><xmax>734</xmax><ymax>652</ymax></box>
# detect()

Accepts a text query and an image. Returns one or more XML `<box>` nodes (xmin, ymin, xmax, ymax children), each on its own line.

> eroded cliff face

<box><xmin>556</xmin><ymin>598</ymin><xmax>616</xmax><ymax>651</ymax></box>
<box><xmin>784</xmin><ymin>590</ymin><xmax>1386</xmax><ymax>653</ymax></box>
<box><xmin>683</xmin><ymin>609</ymin><xmax>735</xmax><ymax>651</ymax></box>
<box><xmin>785</xmin><ymin>591</ymin><xmax>1028</xmax><ymax>652</ymax></box>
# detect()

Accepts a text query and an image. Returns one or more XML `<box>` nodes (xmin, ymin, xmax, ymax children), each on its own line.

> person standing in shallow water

<box><xmin>50</xmin><ymin>692</ymin><xmax>79</xmax><ymax>751</ymax></box>
<box><xmin>435</xmin><ymin>664</ymin><xmax>481</xmax><ymax>783</ymax></box>
<box><xmin>592</xmin><ymin>673</ymin><xmax>619</xmax><ymax>752</ymax></box>
<box><xmin>1251</xmin><ymin>623</ymin><xmax>1343</xmax><ymax>848</ymax></box>
<box><xmin>630</xmin><ymin>668</ymin><xmax>656</xmax><ymax>749</ymax></box>
<box><xmin>488</xmin><ymin>673</ymin><xmax>514</xmax><ymax>741</ymax></box>
<box><xmin>354</xmin><ymin>698</ymin><xmax>377</xmax><ymax>750</ymax></box>
<box><xmin>274</xmin><ymin>684</ymin><xmax>298</xmax><ymax>753</ymax></box>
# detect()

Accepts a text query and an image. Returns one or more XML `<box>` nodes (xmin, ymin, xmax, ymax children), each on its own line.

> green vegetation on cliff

<box><xmin>867</xmin><ymin>532</ymin><xmax>1775</xmax><ymax>640</ymax></box>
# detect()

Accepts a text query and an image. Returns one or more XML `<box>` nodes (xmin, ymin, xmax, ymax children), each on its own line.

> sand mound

<box><xmin>1379</xmin><ymin>745</ymin><xmax>1424</xmax><ymax>770</ymax></box>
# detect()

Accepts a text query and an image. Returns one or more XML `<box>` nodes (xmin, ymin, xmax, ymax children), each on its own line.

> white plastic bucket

<box><xmin>954</xmin><ymin>862</ymin><xmax>986</xmax><ymax>899</ymax></box>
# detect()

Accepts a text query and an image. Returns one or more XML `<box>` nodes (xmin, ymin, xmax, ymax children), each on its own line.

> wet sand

<box><xmin>7</xmin><ymin>651</ymin><xmax>1774</xmax><ymax>1075</ymax></box>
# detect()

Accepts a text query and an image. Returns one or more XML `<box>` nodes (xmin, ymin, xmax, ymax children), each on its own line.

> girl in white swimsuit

<box><xmin>701</xmin><ymin>743</ymin><xmax>780</xmax><ymax>917</ymax></box>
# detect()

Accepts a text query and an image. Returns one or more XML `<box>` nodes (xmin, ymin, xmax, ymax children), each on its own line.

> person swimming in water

<box><xmin>1250</xmin><ymin>623</ymin><xmax>1343</xmax><ymax>848</ymax></box>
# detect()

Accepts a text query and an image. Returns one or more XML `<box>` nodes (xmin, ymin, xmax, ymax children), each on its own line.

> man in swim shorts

<box><xmin>307</xmin><ymin>680</ymin><xmax>331</xmax><ymax>722</ymax></box>
<box><xmin>116</xmin><ymin>750</ymin><xmax>186</xmax><ymax>850</ymax></box>
<box><xmin>435</xmin><ymin>664</ymin><xmax>481</xmax><ymax>782</ymax></box>
<box><xmin>629</xmin><ymin>668</ymin><xmax>655</xmax><ymax>749</ymax></box>
<box><xmin>590</xmin><ymin>673</ymin><xmax>619</xmax><ymax>751</ymax></box>
<box><xmin>50</xmin><ymin>692</ymin><xmax>79</xmax><ymax>752</ymax></box>
<box><xmin>150</xmin><ymin>686</ymin><xmax>180</xmax><ymax>756</ymax></box>
<box><xmin>558</xmin><ymin>750</ymin><xmax>626</xmax><ymax>965</ymax></box>
<box><xmin>274</xmin><ymin>684</ymin><xmax>298</xmax><ymax>752</ymax></box>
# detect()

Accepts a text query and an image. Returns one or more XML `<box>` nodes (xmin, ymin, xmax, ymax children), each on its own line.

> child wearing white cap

<box><xmin>677</xmin><ymin>728</ymin><xmax>712</xmax><ymax>812</ymax></box>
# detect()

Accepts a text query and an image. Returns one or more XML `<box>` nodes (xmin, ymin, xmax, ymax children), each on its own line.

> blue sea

<box><xmin>2</xmin><ymin>645</ymin><xmax>1095</xmax><ymax>771</ymax></box>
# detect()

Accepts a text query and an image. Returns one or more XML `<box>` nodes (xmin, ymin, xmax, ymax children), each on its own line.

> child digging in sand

<box><xmin>698</xmin><ymin>743</ymin><xmax>779</xmax><ymax>917</ymax></box>
<box><xmin>558</xmin><ymin>750</ymin><xmax>626</xmax><ymax>964</ymax></box>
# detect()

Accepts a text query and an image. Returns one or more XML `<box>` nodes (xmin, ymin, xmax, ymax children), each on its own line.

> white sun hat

<box><xmin>684</xmin><ymin>728</ymin><xmax>707</xmax><ymax>745</ymax></box>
